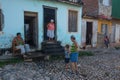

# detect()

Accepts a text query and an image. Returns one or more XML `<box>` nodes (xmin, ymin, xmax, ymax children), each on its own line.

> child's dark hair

<box><xmin>71</xmin><ymin>35</ymin><xmax>75</xmax><ymax>40</ymax></box>
<box><xmin>16</xmin><ymin>32</ymin><xmax>21</xmax><ymax>36</ymax></box>
<box><xmin>65</xmin><ymin>44</ymin><xmax>69</xmax><ymax>49</ymax></box>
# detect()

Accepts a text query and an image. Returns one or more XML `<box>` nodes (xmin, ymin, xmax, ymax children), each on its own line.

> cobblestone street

<box><xmin>0</xmin><ymin>0</ymin><xmax>120</xmax><ymax>80</ymax></box>
<box><xmin>0</xmin><ymin>48</ymin><xmax>120</xmax><ymax>80</ymax></box>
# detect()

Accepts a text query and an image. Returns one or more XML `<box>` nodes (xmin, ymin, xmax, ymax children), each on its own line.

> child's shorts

<box><xmin>65</xmin><ymin>58</ymin><xmax>70</xmax><ymax>63</ymax></box>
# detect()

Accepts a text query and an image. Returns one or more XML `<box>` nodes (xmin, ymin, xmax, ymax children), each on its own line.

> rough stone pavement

<box><xmin>0</xmin><ymin>48</ymin><xmax>120</xmax><ymax>80</ymax></box>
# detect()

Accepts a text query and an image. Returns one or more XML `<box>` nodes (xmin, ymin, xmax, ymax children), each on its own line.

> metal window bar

<box><xmin>0</xmin><ymin>9</ymin><xmax>4</xmax><ymax>31</ymax></box>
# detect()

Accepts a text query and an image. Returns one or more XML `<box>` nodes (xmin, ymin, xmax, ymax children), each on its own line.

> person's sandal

<box><xmin>23</xmin><ymin>55</ymin><xmax>32</xmax><ymax>62</ymax></box>
<box><xmin>75</xmin><ymin>71</ymin><xmax>79</xmax><ymax>75</ymax></box>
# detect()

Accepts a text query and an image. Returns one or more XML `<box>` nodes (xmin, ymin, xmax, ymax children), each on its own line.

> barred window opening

<box><xmin>0</xmin><ymin>9</ymin><xmax>4</xmax><ymax>31</ymax></box>
<box><xmin>68</xmin><ymin>10</ymin><xmax>78</xmax><ymax>32</ymax></box>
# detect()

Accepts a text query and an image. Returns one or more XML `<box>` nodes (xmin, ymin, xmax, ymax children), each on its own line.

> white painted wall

<box><xmin>115</xmin><ymin>24</ymin><xmax>120</xmax><ymax>43</ymax></box>
<box><xmin>111</xmin><ymin>24</ymin><xmax>116</xmax><ymax>42</ymax></box>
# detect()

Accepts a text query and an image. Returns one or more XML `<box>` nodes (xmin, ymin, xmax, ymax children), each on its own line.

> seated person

<box><xmin>12</xmin><ymin>32</ymin><xmax>31</xmax><ymax>57</ymax></box>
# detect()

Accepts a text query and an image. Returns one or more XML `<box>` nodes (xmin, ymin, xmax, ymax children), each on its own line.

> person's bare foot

<box><xmin>65</xmin><ymin>68</ymin><xmax>69</xmax><ymax>71</ymax></box>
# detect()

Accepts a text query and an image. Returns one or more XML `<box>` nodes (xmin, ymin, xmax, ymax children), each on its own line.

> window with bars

<box><xmin>68</xmin><ymin>10</ymin><xmax>78</xmax><ymax>32</ymax></box>
<box><xmin>100</xmin><ymin>0</ymin><xmax>111</xmax><ymax>6</ymax></box>
<box><xmin>0</xmin><ymin>9</ymin><xmax>1</xmax><ymax>31</ymax></box>
<box><xmin>0</xmin><ymin>9</ymin><xmax>4</xmax><ymax>31</ymax></box>
<box><xmin>101</xmin><ymin>24</ymin><xmax>108</xmax><ymax>35</ymax></box>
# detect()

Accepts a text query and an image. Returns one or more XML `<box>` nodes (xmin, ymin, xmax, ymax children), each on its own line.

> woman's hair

<box><xmin>71</xmin><ymin>35</ymin><xmax>75</xmax><ymax>40</ymax></box>
<box><xmin>50</xmin><ymin>19</ymin><xmax>54</xmax><ymax>22</ymax></box>
<box><xmin>65</xmin><ymin>44</ymin><xmax>69</xmax><ymax>49</ymax></box>
<box><xmin>105</xmin><ymin>36</ymin><xmax>108</xmax><ymax>39</ymax></box>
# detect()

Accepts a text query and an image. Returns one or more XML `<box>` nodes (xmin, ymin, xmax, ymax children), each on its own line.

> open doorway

<box><xmin>86</xmin><ymin>22</ymin><xmax>93</xmax><ymax>45</ymax></box>
<box><xmin>24</xmin><ymin>11</ymin><xmax>38</xmax><ymax>49</ymax></box>
<box><xmin>43</xmin><ymin>6</ymin><xmax>57</xmax><ymax>41</ymax></box>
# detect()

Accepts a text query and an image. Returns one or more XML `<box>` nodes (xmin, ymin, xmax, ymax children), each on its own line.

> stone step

<box><xmin>41</xmin><ymin>41</ymin><xmax>64</xmax><ymax>55</ymax></box>
<box><xmin>42</xmin><ymin>45</ymin><xmax>62</xmax><ymax>49</ymax></box>
<box><xmin>42</xmin><ymin>52</ymin><xmax>64</xmax><ymax>55</ymax></box>
<box><xmin>28</xmin><ymin>52</ymin><xmax>46</xmax><ymax>58</ymax></box>
<box><xmin>42</xmin><ymin>41</ymin><xmax>61</xmax><ymax>46</ymax></box>
<box><xmin>42</xmin><ymin>48</ymin><xmax>64</xmax><ymax>52</ymax></box>
<box><xmin>0</xmin><ymin>55</ymin><xmax>15</xmax><ymax>61</ymax></box>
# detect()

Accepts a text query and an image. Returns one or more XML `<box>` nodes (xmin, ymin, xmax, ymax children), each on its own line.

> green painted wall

<box><xmin>112</xmin><ymin>0</ymin><xmax>120</xmax><ymax>19</ymax></box>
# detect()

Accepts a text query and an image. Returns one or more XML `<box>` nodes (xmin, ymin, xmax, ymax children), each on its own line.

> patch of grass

<box><xmin>49</xmin><ymin>55</ymin><xmax>64</xmax><ymax>61</ymax></box>
<box><xmin>0</xmin><ymin>58</ymin><xmax>23</xmax><ymax>67</ymax></box>
<box><xmin>79</xmin><ymin>51</ymin><xmax>94</xmax><ymax>57</ymax></box>
<box><xmin>49</xmin><ymin>51</ymin><xmax>94</xmax><ymax>60</ymax></box>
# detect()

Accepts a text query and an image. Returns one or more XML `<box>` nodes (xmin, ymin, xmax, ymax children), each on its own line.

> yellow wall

<box><xmin>98</xmin><ymin>19</ymin><xmax>112</xmax><ymax>34</ymax></box>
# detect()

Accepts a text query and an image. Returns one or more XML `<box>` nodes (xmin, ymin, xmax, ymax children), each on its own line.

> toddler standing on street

<box><xmin>64</xmin><ymin>44</ymin><xmax>70</xmax><ymax>70</ymax></box>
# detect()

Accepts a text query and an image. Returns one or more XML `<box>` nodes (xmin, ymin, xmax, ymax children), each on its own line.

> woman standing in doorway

<box><xmin>47</xmin><ymin>19</ymin><xmax>55</xmax><ymax>41</ymax></box>
<box><xmin>70</xmin><ymin>35</ymin><xmax>79</xmax><ymax>74</ymax></box>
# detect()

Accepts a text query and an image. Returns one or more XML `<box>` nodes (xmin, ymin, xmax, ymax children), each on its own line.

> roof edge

<box><xmin>57</xmin><ymin>0</ymin><xmax>83</xmax><ymax>6</ymax></box>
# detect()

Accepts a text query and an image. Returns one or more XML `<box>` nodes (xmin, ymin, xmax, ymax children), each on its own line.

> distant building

<box><xmin>82</xmin><ymin>0</ymin><xmax>112</xmax><ymax>47</ymax></box>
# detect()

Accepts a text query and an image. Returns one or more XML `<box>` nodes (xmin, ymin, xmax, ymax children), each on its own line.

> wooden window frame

<box><xmin>101</xmin><ymin>24</ymin><xmax>108</xmax><ymax>35</ymax></box>
<box><xmin>0</xmin><ymin>9</ymin><xmax>4</xmax><ymax>31</ymax></box>
<box><xmin>68</xmin><ymin>10</ymin><xmax>78</xmax><ymax>32</ymax></box>
<box><xmin>0</xmin><ymin>9</ymin><xmax>1</xmax><ymax>31</ymax></box>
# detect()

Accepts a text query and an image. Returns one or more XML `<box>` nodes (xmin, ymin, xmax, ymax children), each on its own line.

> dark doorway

<box><xmin>86</xmin><ymin>22</ymin><xmax>93</xmax><ymax>45</ymax></box>
<box><xmin>43</xmin><ymin>6</ymin><xmax>57</xmax><ymax>41</ymax></box>
<box><xmin>24</xmin><ymin>11</ymin><xmax>38</xmax><ymax>48</ymax></box>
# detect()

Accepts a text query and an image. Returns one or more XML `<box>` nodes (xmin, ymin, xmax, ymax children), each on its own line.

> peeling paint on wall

<box><xmin>99</xmin><ymin>4</ymin><xmax>112</xmax><ymax>18</ymax></box>
<box><xmin>0</xmin><ymin>33</ymin><xmax>14</xmax><ymax>48</ymax></box>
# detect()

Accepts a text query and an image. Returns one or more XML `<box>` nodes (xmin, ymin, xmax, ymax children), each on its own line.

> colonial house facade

<box><xmin>82</xmin><ymin>0</ymin><xmax>112</xmax><ymax>47</ymax></box>
<box><xmin>0</xmin><ymin>0</ymin><xmax>83</xmax><ymax>51</ymax></box>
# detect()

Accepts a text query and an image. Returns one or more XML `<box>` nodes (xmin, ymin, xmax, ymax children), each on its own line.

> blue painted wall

<box><xmin>0</xmin><ymin>0</ymin><xmax>82</xmax><ymax>49</ymax></box>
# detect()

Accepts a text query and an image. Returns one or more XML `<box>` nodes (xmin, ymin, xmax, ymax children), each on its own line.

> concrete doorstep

<box><xmin>0</xmin><ymin>55</ymin><xmax>15</xmax><ymax>61</ymax></box>
<box><xmin>0</xmin><ymin>54</ymin><xmax>33</xmax><ymax>62</ymax></box>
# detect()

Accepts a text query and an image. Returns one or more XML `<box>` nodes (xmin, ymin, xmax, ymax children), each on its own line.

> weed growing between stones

<box><xmin>49</xmin><ymin>55</ymin><xmax>64</xmax><ymax>61</ymax></box>
<box><xmin>79</xmin><ymin>51</ymin><xmax>94</xmax><ymax>57</ymax></box>
<box><xmin>115</xmin><ymin>46</ymin><xmax>120</xmax><ymax>50</ymax></box>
